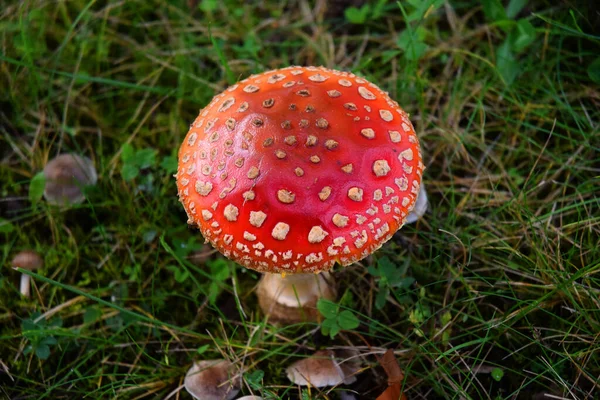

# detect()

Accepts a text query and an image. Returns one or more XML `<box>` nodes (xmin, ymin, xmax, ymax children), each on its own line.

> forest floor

<box><xmin>1</xmin><ymin>0</ymin><xmax>599</xmax><ymax>399</ymax></box>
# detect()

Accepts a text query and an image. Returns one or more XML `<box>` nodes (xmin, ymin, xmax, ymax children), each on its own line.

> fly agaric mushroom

<box><xmin>11</xmin><ymin>250</ymin><xmax>43</xmax><ymax>297</ymax></box>
<box><xmin>43</xmin><ymin>154</ymin><xmax>97</xmax><ymax>205</ymax></box>
<box><xmin>184</xmin><ymin>359</ymin><xmax>241</xmax><ymax>400</ymax></box>
<box><xmin>176</xmin><ymin>66</ymin><xmax>424</xmax><ymax>312</ymax></box>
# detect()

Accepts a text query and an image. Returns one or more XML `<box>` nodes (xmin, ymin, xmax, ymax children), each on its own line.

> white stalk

<box><xmin>405</xmin><ymin>184</ymin><xmax>428</xmax><ymax>224</ymax></box>
<box><xmin>262</xmin><ymin>272</ymin><xmax>333</xmax><ymax>307</ymax></box>
<box><xmin>20</xmin><ymin>274</ymin><xmax>31</xmax><ymax>297</ymax></box>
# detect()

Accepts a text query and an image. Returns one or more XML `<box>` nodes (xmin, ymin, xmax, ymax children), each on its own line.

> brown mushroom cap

<box><xmin>176</xmin><ymin>66</ymin><xmax>424</xmax><ymax>274</ymax></box>
<box><xmin>43</xmin><ymin>154</ymin><xmax>97</xmax><ymax>205</ymax></box>
<box><xmin>11</xmin><ymin>250</ymin><xmax>44</xmax><ymax>271</ymax></box>
<box><xmin>184</xmin><ymin>359</ymin><xmax>240</xmax><ymax>400</ymax></box>
<box><xmin>286</xmin><ymin>349</ymin><xmax>361</xmax><ymax>387</ymax></box>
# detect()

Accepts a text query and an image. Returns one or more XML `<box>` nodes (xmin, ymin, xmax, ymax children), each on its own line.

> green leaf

<box><xmin>121</xmin><ymin>163</ymin><xmax>139</xmax><ymax>181</ymax></box>
<box><xmin>496</xmin><ymin>40</ymin><xmax>520</xmax><ymax>85</ymax></box>
<box><xmin>441</xmin><ymin>311</ymin><xmax>452</xmax><ymax>325</ymax></box>
<box><xmin>328</xmin><ymin>323</ymin><xmax>341</xmax><ymax>339</ymax></box>
<box><xmin>245</xmin><ymin>369</ymin><xmax>264</xmax><ymax>390</ymax></box>
<box><xmin>200</xmin><ymin>0</ymin><xmax>218</xmax><ymax>12</ymax></box>
<box><xmin>22</xmin><ymin>319</ymin><xmax>38</xmax><ymax>332</ymax></box>
<box><xmin>48</xmin><ymin>317</ymin><xmax>63</xmax><ymax>328</ymax></box>
<box><xmin>510</xmin><ymin>19</ymin><xmax>536</xmax><ymax>52</ymax></box>
<box><xmin>29</xmin><ymin>172</ymin><xmax>46</xmax><ymax>204</ymax></box>
<box><xmin>405</xmin><ymin>0</ymin><xmax>443</xmax><ymax>22</ymax></box>
<box><xmin>367</xmin><ymin>265</ymin><xmax>381</xmax><ymax>277</ymax></box>
<box><xmin>133</xmin><ymin>148</ymin><xmax>156</xmax><ymax>169</ymax></box>
<box><xmin>320</xmin><ymin>322</ymin><xmax>331</xmax><ymax>337</ymax></box>
<box><xmin>397</xmin><ymin>29</ymin><xmax>428</xmax><ymax>61</ymax></box>
<box><xmin>210</xmin><ymin>260</ymin><xmax>230</xmax><ymax>281</ymax></box>
<box><xmin>375</xmin><ymin>286</ymin><xmax>389</xmax><ymax>310</ymax></box>
<box><xmin>0</xmin><ymin>218</ymin><xmax>15</xmax><ymax>233</ymax></box>
<box><xmin>317</xmin><ymin>299</ymin><xmax>339</xmax><ymax>319</ymax></box>
<box><xmin>196</xmin><ymin>344</ymin><xmax>210</xmax><ymax>354</ymax></box>
<box><xmin>301</xmin><ymin>389</ymin><xmax>312</xmax><ymax>400</ymax></box>
<box><xmin>491</xmin><ymin>367</ymin><xmax>504</xmax><ymax>381</ymax></box>
<box><xmin>381</xmin><ymin>50</ymin><xmax>402</xmax><ymax>63</ymax></box>
<box><xmin>160</xmin><ymin>156</ymin><xmax>178</xmax><ymax>174</ymax></box>
<box><xmin>337</xmin><ymin>310</ymin><xmax>360</xmax><ymax>330</ymax></box>
<box><xmin>35</xmin><ymin>344</ymin><xmax>51</xmax><ymax>359</ymax></box>
<box><xmin>208</xmin><ymin>282</ymin><xmax>220</xmax><ymax>304</ymax></box>
<box><xmin>587</xmin><ymin>57</ymin><xmax>600</xmax><ymax>84</ymax></box>
<box><xmin>396</xmin><ymin>277</ymin><xmax>416</xmax><ymax>289</ymax></box>
<box><xmin>345</xmin><ymin>5</ymin><xmax>370</xmax><ymax>24</ymax></box>
<box><xmin>322</xmin><ymin>316</ymin><xmax>341</xmax><ymax>338</ymax></box>
<box><xmin>83</xmin><ymin>307</ymin><xmax>102</xmax><ymax>324</ymax></box>
<box><xmin>481</xmin><ymin>0</ymin><xmax>507</xmax><ymax>22</ymax></box>
<box><xmin>40</xmin><ymin>336</ymin><xmax>57</xmax><ymax>346</ymax></box>
<box><xmin>120</xmin><ymin>143</ymin><xmax>134</xmax><ymax>162</ymax></box>
<box><xmin>167</xmin><ymin>265</ymin><xmax>189</xmax><ymax>283</ymax></box>
<box><xmin>174</xmin><ymin>268</ymin><xmax>189</xmax><ymax>283</ymax></box>
<box><xmin>506</xmin><ymin>0</ymin><xmax>528</xmax><ymax>19</ymax></box>
<box><xmin>377</xmin><ymin>257</ymin><xmax>398</xmax><ymax>281</ymax></box>
<box><xmin>409</xmin><ymin>306</ymin><xmax>428</xmax><ymax>325</ymax></box>
<box><xmin>371</xmin><ymin>0</ymin><xmax>388</xmax><ymax>19</ymax></box>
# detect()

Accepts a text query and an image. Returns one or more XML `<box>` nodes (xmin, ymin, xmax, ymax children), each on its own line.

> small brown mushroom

<box><xmin>43</xmin><ymin>154</ymin><xmax>97</xmax><ymax>205</ymax></box>
<box><xmin>257</xmin><ymin>272</ymin><xmax>336</xmax><ymax>323</ymax></box>
<box><xmin>286</xmin><ymin>349</ymin><xmax>361</xmax><ymax>388</ymax></box>
<box><xmin>184</xmin><ymin>359</ymin><xmax>240</xmax><ymax>400</ymax></box>
<box><xmin>11</xmin><ymin>250</ymin><xmax>43</xmax><ymax>297</ymax></box>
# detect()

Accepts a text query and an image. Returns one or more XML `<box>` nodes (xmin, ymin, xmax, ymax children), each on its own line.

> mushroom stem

<box><xmin>257</xmin><ymin>272</ymin><xmax>336</xmax><ymax>322</ymax></box>
<box><xmin>405</xmin><ymin>184</ymin><xmax>428</xmax><ymax>224</ymax></box>
<box><xmin>269</xmin><ymin>273</ymin><xmax>331</xmax><ymax>306</ymax></box>
<box><xmin>20</xmin><ymin>274</ymin><xmax>31</xmax><ymax>297</ymax></box>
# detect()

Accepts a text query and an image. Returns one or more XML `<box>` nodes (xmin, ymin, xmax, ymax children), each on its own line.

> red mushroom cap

<box><xmin>176</xmin><ymin>66</ymin><xmax>424</xmax><ymax>273</ymax></box>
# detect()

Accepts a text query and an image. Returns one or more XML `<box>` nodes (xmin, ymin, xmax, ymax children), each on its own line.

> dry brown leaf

<box><xmin>376</xmin><ymin>349</ymin><xmax>407</xmax><ymax>399</ymax></box>
<box><xmin>376</xmin><ymin>382</ymin><xmax>407</xmax><ymax>400</ymax></box>
<box><xmin>378</xmin><ymin>349</ymin><xmax>404</xmax><ymax>385</ymax></box>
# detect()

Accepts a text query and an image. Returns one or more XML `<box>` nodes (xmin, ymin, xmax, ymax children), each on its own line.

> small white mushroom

<box><xmin>43</xmin><ymin>154</ymin><xmax>97</xmax><ymax>205</ymax></box>
<box><xmin>286</xmin><ymin>350</ymin><xmax>360</xmax><ymax>387</ymax></box>
<box><xmin>257</xmin><ymin>273</ymin><xmax>336</xmax><ymax>323</ymax></box>
<box><xmin>184</xmin><ymin>359</ymin><xmax>240</xmax><ymax>400</ymax></box>
<box><xmin>11</xmin><ymin>250</ymin><xmax>43</xmax><ymax>297</ymax></box>
<box><xmin>405</xmin><ymin>184</ymin><xmax>428</xmax><ymax>224</ymax></box>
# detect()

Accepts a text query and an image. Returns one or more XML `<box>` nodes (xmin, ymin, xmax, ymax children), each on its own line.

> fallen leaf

<box><xmin>378</xmin><ymin>349</ymin><xmax>404</xmax><ymax>385</ymax></box>
<box><xmin>376</xmin><ymin>349</ymin><xmax>407</xmax><ymax>399</ymax></box>
<box><xmin>376</xmin><ymin>383</ymin><xmax>407</xmax><ymax>400</ymax></box>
